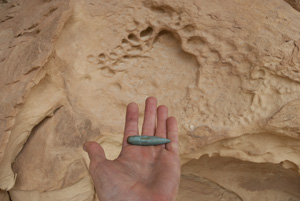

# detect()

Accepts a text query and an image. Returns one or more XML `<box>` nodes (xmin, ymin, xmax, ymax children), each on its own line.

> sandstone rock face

<box><xmin>285</xmin><ymin>0</ymin><xmax>300</xmax><ymax>11</ymax></box>
<box><xmin>0</xmin><ymin>0</ymin><xmax>300</xmax><ymax>200</ymax></box>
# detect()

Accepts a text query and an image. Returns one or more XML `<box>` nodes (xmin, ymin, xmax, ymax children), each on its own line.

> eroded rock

<box><xmin>181</xmin><ymin>155</ymin><xmax>300</xmax><ymax>201</ymax></box>
<box><xmin>0</xmin><ymin>0</ymin><xmax>300</xmax><ymax>200</ymax></box>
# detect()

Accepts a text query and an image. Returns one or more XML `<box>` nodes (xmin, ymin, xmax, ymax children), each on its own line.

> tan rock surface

<box><xmin>0</xmin><ymin>0</ymin><xmax>72</xmax><ymax>191</ymax></box>
<box><xmin>285</xmin><ymin>0</ymin><xmax>300</xmax><ymax>11</ymax></box>
<box><xmin>0</xmin><ymin>0</ymin><xmax>300</xmax><ymax>200</ymax></box>
<box><xmin>181</xmin><ymin>155</ymin><xmax>300</xmax><ymax>201</ymax></box>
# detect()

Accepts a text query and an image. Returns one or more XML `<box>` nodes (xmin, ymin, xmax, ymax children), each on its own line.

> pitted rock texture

<box><xmin>0</xmin><ymin>0</ymin><xmax>300</xmax><ymax>200</ymax></box>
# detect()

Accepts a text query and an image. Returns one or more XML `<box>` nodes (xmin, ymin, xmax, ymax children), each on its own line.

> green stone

<box><xmin>127</xmin><ymin>135</ymin><xmax>171</xmax><ymax>146</ymax></box>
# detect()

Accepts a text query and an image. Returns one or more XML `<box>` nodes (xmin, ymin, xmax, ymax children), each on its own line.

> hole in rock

<box><xmin>98</xmin><ymin>53</ymin><xmax>106</xmax><ymax>60</ymax></box>
<box><xmin>127</xmin><ymin>46</ymin><xmax>142</xmax><ymax>55</ymax></box>
<box><xmin>155</xmin><ymin>30</ymin><xmax>171</xmax><ymax>41</ymax></box>
<box><xmin>109</xmin><ymin>52</ymin><xmax>118</xmax><ymax>59</ymax></box>
<box><xmin>44</xmin><ymin>7</ymin><xmax>58</xmax><ymax>17</ymax></box>
<box><xmin>121</xmin><ymin>39</ymin><xmax>129</xmax><ymax>45</ymax></box>
<box><xmin>187</xmin><ymin>36</ymin><xmax>206</xmax><ymax>52</ymax></box>
<box><xmin>150</xmin><ymin>7</ymin><xmax>165</xmax><ymax>14</ymax></box>
<box><xmin>150</xmin><ymin>5</ymin><xmax>174</xmax><ymax>14</ymax></box>
<box><xmin>127</xmin><ymin>33</ymin><xmax>139</xmax><ymax>44</ymax></box>
<box><xmin>183</xmin><ymin>25</ymin><xmax>195</xmax><ymax>34</ymax></box>
<box><xmin>87</xmin><ymin>55</ymin><xmax>97</xmax><ymax>64</ymax></box>
<box><xmin>140</xmin><ymin>26</ymin><xmax>153</xmax><ymax>40</ymax></box>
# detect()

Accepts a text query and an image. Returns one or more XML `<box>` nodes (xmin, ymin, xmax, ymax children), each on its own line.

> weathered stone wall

<box><xmin>0</xmin><ymin>0</ymin><xmax>300</xmax><ymax>200</ymax></box>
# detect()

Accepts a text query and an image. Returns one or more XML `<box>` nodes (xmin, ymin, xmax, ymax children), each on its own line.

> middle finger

<box><xmin>142</xmin><ymin>97</ymin><xmax>157</xmax><ymax>136</ymax></box>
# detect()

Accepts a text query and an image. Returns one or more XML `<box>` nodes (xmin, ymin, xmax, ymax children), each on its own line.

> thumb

<box><xmin>83</xmin><ymin>141</ymin><xmax>107</xmax><ymax>165</ymax></box>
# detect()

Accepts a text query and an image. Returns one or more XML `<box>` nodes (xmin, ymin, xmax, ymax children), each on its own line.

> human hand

<box><xmin>84</xmin><ymin>97</ymin><xmax>180</xmax><ymax>201</ymax></box>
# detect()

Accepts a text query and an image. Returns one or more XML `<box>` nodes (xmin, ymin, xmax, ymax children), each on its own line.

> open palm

<box><xmin>84</xmin><ymin>97</ymin><xmax>180</xmax><ymax>201</ymax></box>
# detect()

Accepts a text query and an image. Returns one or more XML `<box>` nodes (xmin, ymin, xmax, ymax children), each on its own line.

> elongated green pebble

<box><xmin>127</xmin><ymin>135</ymin><xmax>171</xmax><ymax>146</ymax></box>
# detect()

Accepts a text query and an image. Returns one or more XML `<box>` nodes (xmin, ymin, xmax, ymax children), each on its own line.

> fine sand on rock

<box><xmin>0</xmin><ymin>0</ymin><xmax>300</xmax><ymax>200</ymax></box>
